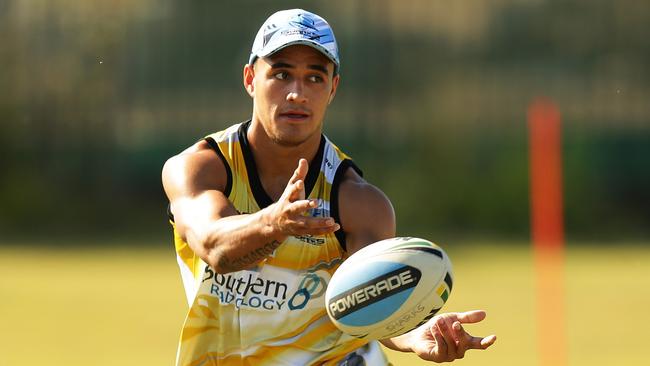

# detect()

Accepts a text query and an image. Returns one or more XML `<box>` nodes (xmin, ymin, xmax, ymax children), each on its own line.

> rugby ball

<box><xmin>325</xmin><ymin>237</ymin><xmax>453</xmax><ymax>340</ymax></box>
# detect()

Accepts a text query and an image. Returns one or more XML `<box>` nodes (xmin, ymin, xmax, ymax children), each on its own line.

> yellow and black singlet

<box><xmin>169</xmin><ymin>121</ymin><xmax>388</xmax><ymax>366</ymax></box>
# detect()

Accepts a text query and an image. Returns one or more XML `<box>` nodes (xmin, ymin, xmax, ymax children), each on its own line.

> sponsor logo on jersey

<box><xmin>295</xmin><ymin>235</ymin><xmax>326</xmax><ymax>245</ymax></box>
<box><xmin>202</xmin><ymin>267</ymin><xmax>328</xmax><ymax>311</ymax></box>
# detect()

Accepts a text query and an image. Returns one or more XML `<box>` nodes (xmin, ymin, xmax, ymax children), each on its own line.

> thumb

<box><xmin>467</xmin><ymin>334</ymin><xmax>497</xmax><ymax>350</ymax></box>
<box><xmin>289</xmin><ymin>158</ymin><xmax>309</xmax><ymax>185</ymax></box>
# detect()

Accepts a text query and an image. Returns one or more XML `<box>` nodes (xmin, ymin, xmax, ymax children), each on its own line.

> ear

<box><xmin>328</xmin><ymin>74</ymin><xmax>340</xmax><ymax>105</ymax></box>
<box><xmin>243</xmin><ymin>64</ymin><xmax>255</xmax><ymax>97</ymax></box>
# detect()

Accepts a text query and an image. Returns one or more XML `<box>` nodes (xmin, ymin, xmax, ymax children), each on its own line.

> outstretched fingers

<box><xmin>452</xmin><ymin>312</ymin><xmax>497</xmax><ymax>352</ymax></box>
<box><xmin>281</xmin><ymin>199</ymin><xmax>337</xmax><ymax>233</ymax></box>
<box><xmin>293</xmin><ymin>216</ymin><xmax>340</xmax><ymax>234</ymax></box>
<box><xmin>272</xmin><ymin>159</ymin><xmax>342</xmax><ymax>236</ymax></box>
<box><xmin>455</xmin><ymin>310</ymin><xmax>487</xmax><ymax>324</ymax></box>
<box><xmin>286</xmin><ymin>199</ymin><xmax>317</xmax><ymax>214</ymax></box>
<box><xmin>452</xmin><ymin>314</ymin><xmax>497</xmax><ymax>351</ymax></box>
<box><xmin>415</xmin><ymin>312</ymin><xmax>496</xmax><ymax>363</ymax></box>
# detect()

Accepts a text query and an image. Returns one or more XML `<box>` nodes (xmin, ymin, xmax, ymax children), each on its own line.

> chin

<box><xmin>270</xmin><ymin>133</ymin><xmax>310</xmax><ymax>147</ymax></box>
<box><xmin>269</xmin><ymin>122</ymin><xmax>319</xmax><ymax>147</ymax></box>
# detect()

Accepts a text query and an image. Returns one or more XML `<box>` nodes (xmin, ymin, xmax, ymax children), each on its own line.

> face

<box><xmin>243</xmin><ymin>45</ymin><xmax>340</xmax><ymax>147</ymax></box>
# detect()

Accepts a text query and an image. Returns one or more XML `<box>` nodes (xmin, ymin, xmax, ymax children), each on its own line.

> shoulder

<box><xmin>338</xmin><ymin>168</ymin><xmax>396</xmax><ymax>254</ymax></box>
<box><xmin>337</xmin><ymin>168</ymin><xmax>389</xmax><ymax>208</ymax></box>
<box><xmin>162</xmin><ymin>139</ymin><xmax>228</xmax><ymax>200</ymax></box>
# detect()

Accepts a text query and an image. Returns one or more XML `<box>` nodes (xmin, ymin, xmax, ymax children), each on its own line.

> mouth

<box><xmin>278</xmin><ymin>109</ymin><xmax>311</xmax><ymax>121</ymax></box>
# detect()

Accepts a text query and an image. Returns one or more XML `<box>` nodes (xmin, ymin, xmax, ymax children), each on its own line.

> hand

<box><xmin>265</xmin><ymin>158</ymin><xmax>340</xmax><ymax>236</ymax></box>
<box><xmin>410</xmin><ymin>310</ymin><xmax>496</xmax><ymax>363</ymax></box>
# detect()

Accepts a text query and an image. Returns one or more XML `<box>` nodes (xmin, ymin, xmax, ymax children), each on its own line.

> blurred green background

<box><xmin>1</xmin><ymin>0</ymin><xmax>648</xmax><ymax>365</ymax></box>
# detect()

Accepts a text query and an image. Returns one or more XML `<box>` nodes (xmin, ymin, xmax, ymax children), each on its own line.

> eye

<box><xmin>274</xmin><ymin>71</ymin><xmax>288</xmax><ymax>80</ymax></box>
<box><xmin>308</xmin><ymin>75</ymin><xmax>324</xmax><ymax>83</ymax></box>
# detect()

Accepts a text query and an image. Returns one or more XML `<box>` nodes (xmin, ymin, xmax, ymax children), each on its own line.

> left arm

<box><xmin>338</xmin><ymin>170</ymin><xmax>496</xmax><ymax>363</ymax></box>
<box><xmin>338</xmin><ymin>169</ymin><xmax>396</xmax><ymax>255</ymax></box>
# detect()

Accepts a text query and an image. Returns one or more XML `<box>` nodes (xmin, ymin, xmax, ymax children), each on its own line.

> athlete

<box><xmin>162</xmin><ymin>9</ymin><xmax>496</xmax><ymax>365</ymax></box>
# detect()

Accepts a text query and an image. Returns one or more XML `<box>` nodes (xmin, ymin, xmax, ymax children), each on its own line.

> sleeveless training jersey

<box><xmin>169</xmin><ymin>121</ymin><xmax>389</xmax><ymax>366</ymax></box>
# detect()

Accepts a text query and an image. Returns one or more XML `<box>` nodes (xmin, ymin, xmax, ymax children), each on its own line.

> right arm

<box><xmin>162</xmin><ymin>142</ymin><xmax>338</xmax><ymax>274</ymax></box>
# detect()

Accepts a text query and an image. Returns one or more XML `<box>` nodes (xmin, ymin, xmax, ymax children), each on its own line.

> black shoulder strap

<box><xmin>168</xmin><ymin>130</ymin><xmax>235</xmax><ymax>223</ymax></box>
<box><xmin>331</xmin><ymin>159</ymin><xmax>363</xmax><ymax>252</ymax></box>
<box><xmin>204</xmin><ymin>136</ymin><xmax>233</xmax><ymax>198</ymax></box>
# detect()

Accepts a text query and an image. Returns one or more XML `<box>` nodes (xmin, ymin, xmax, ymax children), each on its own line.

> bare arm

<box><xmin>338</xmin><ymin>169</ymin><xmax>396</xmax><ymax>255</ymax></box>
<box><xmin>162</xmin><ymin>143</ymin><xmax>338</xmax><ymax>274</ymax></box>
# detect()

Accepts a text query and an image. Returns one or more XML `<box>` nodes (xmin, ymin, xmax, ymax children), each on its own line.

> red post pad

<box><xmin>528</xmin><ymin>98</ymin><xmax>567</xmax><ymax>366</ymax></box>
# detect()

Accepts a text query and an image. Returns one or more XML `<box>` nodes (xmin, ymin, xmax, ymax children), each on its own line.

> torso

<box><xmin>170</xmin><ymin>121</ymin><xmax>384</xmax><ymax>366</ymax></box>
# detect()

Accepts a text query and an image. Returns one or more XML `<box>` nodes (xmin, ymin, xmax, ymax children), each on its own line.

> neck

<box><xmin>246</xmin><ymin>120</ymin><xmax>322</xmax><ymax>200</ymax></box>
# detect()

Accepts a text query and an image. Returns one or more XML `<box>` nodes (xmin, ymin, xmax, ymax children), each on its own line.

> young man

<box><xmin>163</xmin><ymin>9</ymin><xmax>496</xmax><ymax>365</ymax></box>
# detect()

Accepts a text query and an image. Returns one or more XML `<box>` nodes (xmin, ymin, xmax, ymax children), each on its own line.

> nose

<box><xmin>286</xmin><ymin>82</ymin><xmax>308</xmax><ymax>104</ymax></box>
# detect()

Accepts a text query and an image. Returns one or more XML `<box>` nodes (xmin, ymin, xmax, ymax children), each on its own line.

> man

<box><xmin>163</xmin><ymin>9</ymin><xmax>496</xmax><ymax>365</ymax></box>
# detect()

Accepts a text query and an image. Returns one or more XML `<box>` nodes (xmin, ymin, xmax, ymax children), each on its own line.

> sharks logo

<box><xmin>263</xmin><ymin>13</ymin><xmax>322</xmax><ymax>47</ymax></box>
<box><xmin>289</xmin><ymin>13</ymin><xmax>318</xmax><ymax>33</ymax></box>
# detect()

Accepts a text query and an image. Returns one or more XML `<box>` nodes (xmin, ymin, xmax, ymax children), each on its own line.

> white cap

<box><xmin>249</xmin><ymin>9</ymin><xmax>340</xmax><ymax>74</ymax></box>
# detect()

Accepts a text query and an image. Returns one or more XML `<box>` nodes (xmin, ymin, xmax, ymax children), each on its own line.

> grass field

<box><xmin>1</xmin><ymin>241</ymin><xmax>648</xmax><ymax>365</ymax></box>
